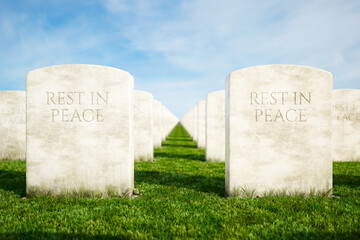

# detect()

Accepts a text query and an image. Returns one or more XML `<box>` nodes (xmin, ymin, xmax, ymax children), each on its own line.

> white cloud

<box><xmin>100</xmin><ymin>0</ymin><xmax>162</xmax><ymax>15</ymax></box>
<box><xmin>0</xmin><ymin>8</ymin><xmax>113</xmax><ymax>89</ymax></box>
<box><xmin>101</xmin><ymin>0</ymin><xmax>359</xmax><ymax>117</ymax></box>
<box><xmin>116</xmin><ymin>0</ymin><xmax>360</xmax><ymax>76</ymax></box>
<box><xmin>0</xmin><ymin>0</ymin><xmax>359</xmax><ymax>117</ymax></box>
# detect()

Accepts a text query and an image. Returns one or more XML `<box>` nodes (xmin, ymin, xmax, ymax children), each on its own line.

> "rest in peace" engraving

<box><xmin>250</xmin><ymin>92</ymin><xmax>311</xmax><ymax>122</ymax></box>
<box><xmin>46</xmin><ymin>91</ymin><xmax>108</xmax><ymax>122</ymax></box>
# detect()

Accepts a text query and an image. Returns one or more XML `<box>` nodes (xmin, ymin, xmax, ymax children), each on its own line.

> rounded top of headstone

<box><xmin>0</xmin><ymin>90</ymin><xmax>25</xmax><ymax>93</ymax></box>
<box><xmin>134</xmin><ymin>90</ymin><xmax>153</xmax><ymax>100</ymax></box>
<box><xmin>230</xmin><ymin>64</ymin><xmax>332</xmax><ymax>75</ymax></box>
<box><xmin>333</xmin><ymin>89</ymin><xmax>360</xmax><ymax>94</ymax></box>
<box><xmin>333</xmin><ymin>89</ymin><xmax>360</xmax><ymax>102</ymax></box>
<box><xmin>27</xmin><ymin>64</ymin><xmax>133</xmax><ymax>81</ymax></box>
<box><xmin>28</xmin><ymin>64</ymin><xmax>132</xmax><ymax>74</ymax></box>
<box><xmin>0</xmin><ymin>91</ymin><xmax>25</xmax><ymax>95</ymax></box>
<box><xmin>228</xmin><ymin>65</ymin><xmax>332</xmax><ymax>90</ymax></box>
<box><xmin>0</xmin><ymin>91</ymin><xmax>25</xmax><ymax>102</ymax></box>
<box><xmin>207</xmin><ymin>90</ymin><xmax>225</xmax><ymax>98</ymax></box>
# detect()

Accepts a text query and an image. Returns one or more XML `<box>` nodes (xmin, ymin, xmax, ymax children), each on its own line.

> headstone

<box><xmin>186</xmin><ymin>108</ymin><xmax>194</xmax><ymax>137</ymax></box>
<box><xmin>180</xmin><ymin>111</ymin><xmax>189</xmax><ymax>134</ymax></box>
<box><xmin>26</xmin><ymin>64</ymin><xmax>134</xmax><ymax>196</ymax></box>
<box><xmin>197</xmin><ymin>100</ymin><xmax>206</xmax><ymax>148</ymax></box>
<box><xmin>226</xmin><ymin>65</ymin><xmax>333</xmax><ymax>197</ymax></box>
<box><xmin>134</xmin><ymin>90</ymin><xmax>153</xmax><ymax>161</ymax></box>
<box><xmin>153</xmin><ymin>100</ymin><xmax>162</xmax><ymax>149</ymax></box>
<box><xmin>181</xmin><ymin>109</ymin><xmax>193</xmax><ymax>136</ymax></box>
<box><xmin>332</xmin><ymin>89</ymin><xmax>360</xmax><ymax>161</ymax></box>
<box><xmin>0</xmin><ymin>91</ymin><xmax>26</xmax><ymax>160</ymax></box>
<box><xmin>160</xmin><ymin>104</ymin><xmax>167</xmax><ymax>141</ymax></box>
<box><xmin>205</xmin><ymin>90</ymin><xmax>225</xmax><ymax>162</ymax></box>
<box><xmin>193</xmin><ymin>105</ymin><xmax>198</xmax><ymax>142</ymax></box>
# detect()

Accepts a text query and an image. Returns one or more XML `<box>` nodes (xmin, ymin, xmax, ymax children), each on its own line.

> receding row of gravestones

<box><xmin>0</xmin><ymin>64</ymin><xmax>178</xmax><ymax>197</ymax></box>
<box><xmin>1</xmin><ymin>64</ymin><xmax>358</xmax><ymax>198</ymax></box>
<box><xmin>181</xmin><ymin>65</ymin><xmax>360</xmax><ymax>197</ymax></box>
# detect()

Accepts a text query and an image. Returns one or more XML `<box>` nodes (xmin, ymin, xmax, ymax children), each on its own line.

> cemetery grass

<box><xmin>0</xmin><ymin>125</ymin><xmax>359</xmax><ymax>239</ymax></box>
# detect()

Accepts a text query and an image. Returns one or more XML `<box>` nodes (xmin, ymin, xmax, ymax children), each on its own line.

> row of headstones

<box><xmin>0</xmin><ymin>64</ymin><xmax>178</xmax><ymax>196</ymax></box>
<box><xmin>181</xmin><ymin>65</ymin><xmax>359</xmax><ymax>197</ymax></box>
<box><xmin>0</xmin><ymin>90</ymin><xmax>177</xmax><ymax>161</ymax></box>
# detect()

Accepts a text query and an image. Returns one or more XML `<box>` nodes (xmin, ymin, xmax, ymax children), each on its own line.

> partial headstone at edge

<box><xmin>193</xmin><ymin>105</ymin><xmax>198</xmax><ymax>142</ymax></box>
<box><xmin>332</xmin><ymin>89</ymin><xmax>360</xmax><ymax>162</ymax></box>
<box><xmin>153</xmin><ymin>100</ymin><xmax>162</xmax><ymax>149</ymax></box>
<box><xmin>0</xmin><ymin>91</ymin><xmax>26</xmax><ymax>161</ymax></box>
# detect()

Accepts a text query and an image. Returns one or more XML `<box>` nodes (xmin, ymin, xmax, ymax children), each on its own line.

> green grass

<box><xmin>0</xmin><ymin>124</ymin><xmax>359</xmax><ymax>239</ymax></box>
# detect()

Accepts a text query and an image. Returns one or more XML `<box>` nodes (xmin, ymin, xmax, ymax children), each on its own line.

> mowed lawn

<box><xmin>0</xmin><ymin>125</ymin><xmax>359</xmax><ymax>239</ymax></box>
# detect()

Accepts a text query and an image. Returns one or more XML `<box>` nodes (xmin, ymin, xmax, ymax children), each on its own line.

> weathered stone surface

<box><xmin>180</xmin><ymin>110</ymin><xmax>192</xmax><ymax>136</ymax></box>
<box><xmin>26</xmin><ymin>64</ymin><xmax>134</xmax><ymax>196</ymax></box>
<box><xmin>197</xmin><ymin>100</ymin><xmax>205</xmax><ymax>148</ymax></box>
<box><xmin>161</xmin><ymin>104</ymin><xmax>167</xmax><ymax>141</ymax></box>
<box><xmin>185</xmin><ymin>107</ymin><xmax>195</xmax><ymax>137</ymax></box>
<box><xmin>153</xmin><ymin>100</ymin><xmax>162</xmax><ymax>149</ymax></box>
<box><xmin>332</xmin><ymin>89</ymin><xmax>360</xmax><ymax>162</ymax></box>
<box><xmin>184</xmin><ymin>106</ymin><xmax>197</xmax><ymax>138</ymax></box>
<box><xmin>134</xmin><ymin>90</ymin><xmax>153</xmax><ymax>162</ymax></box>
<box><xmin>205</xmin><ymin>90</ymin><xmax>225</xmax><ymax>162</ymax></box>
<box><xmin>193</xmin><ymin>105</ymin><xmax>198</xmax><ymax>142</ymax></box>
<box><xmin>225</xmin><ymin>65</ymin><xmax>333</xmax><ymax>197</ymax></box>
<box><xmin>0</xmin><ymin>91</ymin><xmax>25</xmax><ymax>160</ymax></box>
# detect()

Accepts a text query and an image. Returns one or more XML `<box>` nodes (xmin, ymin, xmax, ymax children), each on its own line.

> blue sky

<box><xmin>0</xmin><ymin>0</ymin><xmax>359</xmax><ymax>118</ymax></box>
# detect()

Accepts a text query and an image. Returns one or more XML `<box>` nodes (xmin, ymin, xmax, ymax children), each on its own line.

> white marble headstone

<box><xmin>332</xmin><ymin>89</ymin><xmax>360</xmax><ymax>162</ymax></box>
<box><xmin>226</xmin><ymin>65</ymin><xmax>333</xmax><ymax>197</ymax></box>
<box><xmin>205</xmin><ymin>90</ymin><xmax>225</xmax><ymax>162</ymax></box>
<box><xmin>160</xmin><ymin>104</ymin><xmax>167</xmax><ymax>141</ymax></box>
<box><xmin>197</xmin><ymin>100</ymin><xmax>206</xmax><ymax>148</ymax></box>
<box><xmin>153</xmin><ymin>100</ymin><xmax>162</xmax><ymax>149</ymax></box>
<box><xmin>193</xmin><ymin>105</ymin><xmax>198</xmax><ymax>142</ymax></box>
<box><xmin>26</xmin><ymin>64</ymin><xmax>134</xmax><ymax>196</ymax></box>
<box><xmin>134</xmin><ymin>90</ymin><xmax>154</xmax><ymax>161</ymax></box>
<box><xmin>185</xmin><ymin>108</ymin><xmax>195</xmax><ymax>138</ymax></box>
<box><xmin>0</xmin><ymin>91</ymin><xmax>26</xmax><ymax>160</ymax></box>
